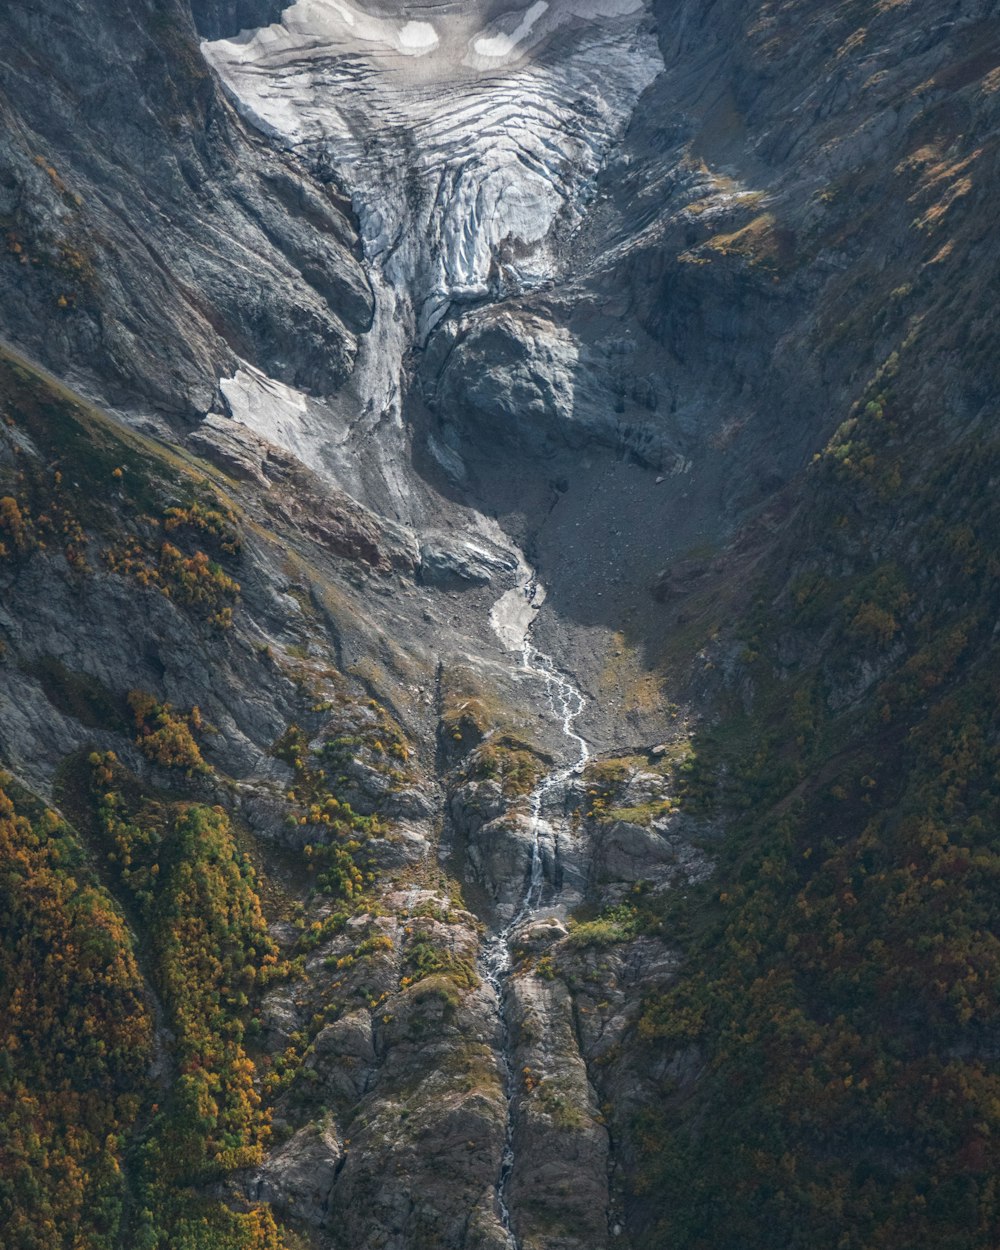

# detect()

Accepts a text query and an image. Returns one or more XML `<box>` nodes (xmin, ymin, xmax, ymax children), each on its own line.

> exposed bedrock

<box><xmin>506</xmin><ymin>970</ymin><xmax>610</xmax><ymax>1250</ymax></box>
<box><xmin>190</xmin><ymin>0</ymin><xmax>288</xmax><ymax>39</ymax></box>
<box><xmin>0</xmin><ymin>0</ymin><xmax>371</xmax><ymax>417</ymax></box>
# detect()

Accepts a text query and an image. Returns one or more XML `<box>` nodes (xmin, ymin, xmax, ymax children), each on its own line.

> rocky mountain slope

<box><xmin>1</xmin><ymin>0</ymin><xmax>1000</xmax><ymax>1248</ymax></box>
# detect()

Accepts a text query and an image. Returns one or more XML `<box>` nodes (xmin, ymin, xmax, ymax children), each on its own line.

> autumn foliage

<box><xmin>128</xmin><ymin>690</ymin><xmax>209</xmax><ymax>774</ymax></box>
<box><xmin>0</xmin><ymin>777</ymin><xmax>152</xmax><ymax>1248</ymax></box>
<box><xmin>88</xmin><ymin>754</ymin><xmax>285</xmax><ymax>1247</ymax></box>
<box><xmin>632</xmin><ymin>391</ymin><xmax>1000</xmax><ymax>1248</ymax></box>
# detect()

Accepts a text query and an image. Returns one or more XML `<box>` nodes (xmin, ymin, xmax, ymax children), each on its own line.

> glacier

<box><xmin>203</xmin><ymin>0</ymin><xmax>663</xmax><ymax>463</ymax></box>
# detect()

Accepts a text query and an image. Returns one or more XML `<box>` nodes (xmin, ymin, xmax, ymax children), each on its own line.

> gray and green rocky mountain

<box><xmin>1</xmin><ymin>1</ymin><xmax>999</xmax><ymax>1248</ymax></box>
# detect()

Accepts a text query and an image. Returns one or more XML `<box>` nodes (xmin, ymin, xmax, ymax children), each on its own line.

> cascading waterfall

<box><xmin>479</xmin><ymin>610</ymin><xmax>590</xmax><ymax>1247</ymax></box>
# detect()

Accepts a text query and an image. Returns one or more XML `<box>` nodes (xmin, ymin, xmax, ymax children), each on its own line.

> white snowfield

<box><xmin>203</xmin><ymin>0</ymin><xmax>662</xmax><ymax>338</ymax></box>
<box><xmin>220</xmin><ymin>364</ymin><xmax>310</xmax><ymax>458</ymax></box>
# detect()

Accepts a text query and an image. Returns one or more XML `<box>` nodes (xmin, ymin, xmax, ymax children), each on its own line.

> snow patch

<box><xmin>220</xmin><ymin>365</ymin><xmax>314</xmax><ymax>462</ymax></box>
<box><xmin>399</xmin><ymin>19</ymin><xmax>438</xmax><ymax>52</ymax></box>
<box><xmin>490</xmin><ymin>578</ymin><xmax>546</xmax><ymax>652</ymax></box>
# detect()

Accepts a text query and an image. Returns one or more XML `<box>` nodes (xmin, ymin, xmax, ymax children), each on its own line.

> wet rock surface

<box><xmin>506</xmin><ymin>972</ymin><xmax>610</xmax><ymax>1250</ymax></box>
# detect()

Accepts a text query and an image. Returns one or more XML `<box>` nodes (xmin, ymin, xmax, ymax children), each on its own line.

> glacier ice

<box><xmin>204</xmin><ymin>0</ymin><xmax>662</xmax><ymax>346</ymax></box>
<box><xmin>202</xmin><ymin>0</ymin><xmax>662</xmax><ymax>515</ymax></box>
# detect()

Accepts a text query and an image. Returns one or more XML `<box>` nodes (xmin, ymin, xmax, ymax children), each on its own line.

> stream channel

<box><xmin>481</xmin><ymin>584</ymin><xmax>591</xmax><ymax>1247</ymax></box>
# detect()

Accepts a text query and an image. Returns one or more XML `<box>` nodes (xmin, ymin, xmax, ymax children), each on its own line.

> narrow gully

<box><xmin>479</xmin><ymin>615</ymin><xmax>590</xmax><ymax>1247</ymax></box>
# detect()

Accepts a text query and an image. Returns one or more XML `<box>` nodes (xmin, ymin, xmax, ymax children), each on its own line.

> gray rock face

<box><xmin>424</xmin><ymin>311</ymin><xmax>582</xmax><ymax>456</ymax></box>
<box><xmin>596</xmin><ymin>819</ymin><xmax>676</xmax><ymax>883</ymax></box>
<box><xmin>0</xmin><ymin>552</ymin><xmax>284</xmax><ymax>793</ymax></box>
<box><xmin>419</xmin><ymin>536</ymin><xmax>518</xmax><ymax>588</ymax></box>
<box><xmin>0</xmin><ymin>0</ymin><xmax>371</xmax><ymax>418</ymax></box>
<box><xmin>466</xmin><ymin>811</ymin><xmax>539</xmax><ymax>914</ymax></box>
<box><xmin>307</xmin><ymin>1012</ymin><xmax>375</xmax><ymax>1107</ymax></box>
<box><xmin>190</xmin><ymin>0</ymin><xmax>286</xmax><ymax>40</ymax></box>
<box><xmin>507</xmin><ymin>973</ymin><xmax>610</xmax><ymax>1250</ymax></box>
<box><xmin>248</xmin><ymin>1118</ymin><xmax>345</xmax><ymax>1227</ymax></box>
<box><xmin>323</xmin><ymin>981</ymin><xmax>510</xmax><ymax>1250</ymax></box>
<box><xmin>187</xmin><ymin>414</ymin><xmax>274</xmax><ymax>487</ymax></box>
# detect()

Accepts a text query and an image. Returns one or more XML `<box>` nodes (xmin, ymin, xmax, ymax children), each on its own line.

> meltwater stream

<box><xmin>479</xmin><ymin>626</ymin><xmax>590</xmax><ymax>1246</ymax></box>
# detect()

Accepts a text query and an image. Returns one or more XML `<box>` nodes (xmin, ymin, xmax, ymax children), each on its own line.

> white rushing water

<box><xmin>483</xmin><ymin>573</ymin><xmax>590</xmax><ymax>1246</ymax></box>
